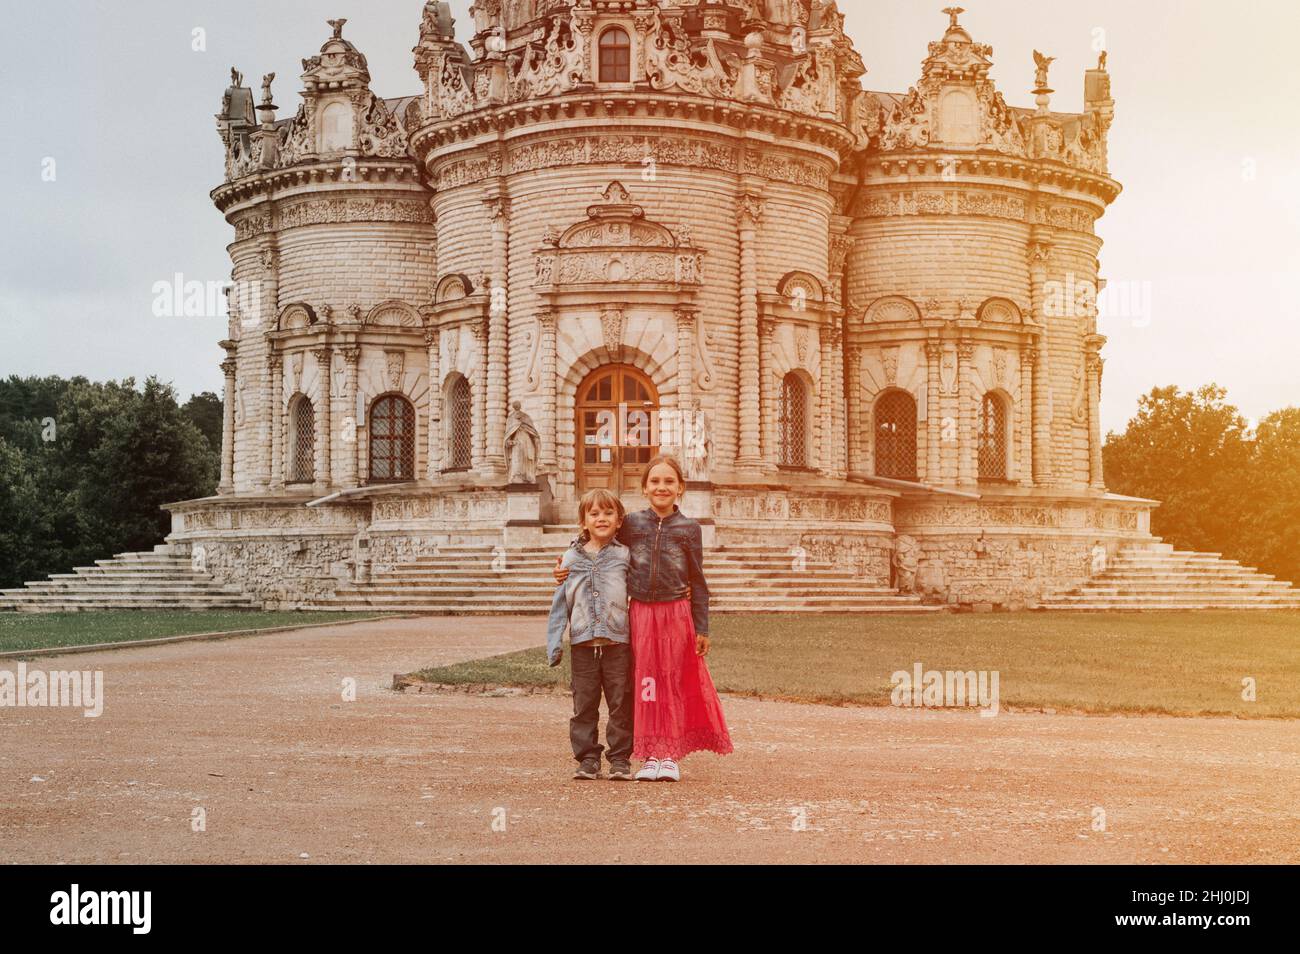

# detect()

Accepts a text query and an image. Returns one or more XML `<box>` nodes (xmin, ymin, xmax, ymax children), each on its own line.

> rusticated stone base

<box><xmin>161</xmin><ymin>483</ymin><xmax>1156</xmax><ymax>610</ymax></box>
<box><xmin>894</xmin><ymin>490</ymin><xmax>1157</xmax><ymax>608</ymax></box>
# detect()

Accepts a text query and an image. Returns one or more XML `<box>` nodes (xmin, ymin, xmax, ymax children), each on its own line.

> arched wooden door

<box><xmin>575</xmin><ymin>364</ymin><xmax>659</xmax><ymax>494</ymax></box>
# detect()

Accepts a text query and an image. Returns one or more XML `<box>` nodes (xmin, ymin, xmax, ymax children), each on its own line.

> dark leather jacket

<box><xmin>617</xmin><ymin>506</ymin><xmax>709</xmax><ymax>637</ymax></box>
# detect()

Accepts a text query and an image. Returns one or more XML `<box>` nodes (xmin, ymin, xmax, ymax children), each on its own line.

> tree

<box><xmin>0</xmin><ymin>376</ymin><xmax>221</xmax><ymax>588</ymax></box>
<box><xmin>1241</xmin><ymin>407</ymin><xmax>1300</xmax><ymax>585</ymax></box>
<box><xmin>182</xmin><ymin>391</ymin><xmax>223</xmax><ymax>457</ymax></box>
<box><xmin>1103</xmin><ymin>384</ymin><xmax>1252</xmax><ymax>556</ymax></box>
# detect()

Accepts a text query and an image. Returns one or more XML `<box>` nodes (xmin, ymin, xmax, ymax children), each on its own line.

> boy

<box><xmin>545</xmin><ymin>489</ymin><xmax>634</xmax><ymax>780</ymax></box>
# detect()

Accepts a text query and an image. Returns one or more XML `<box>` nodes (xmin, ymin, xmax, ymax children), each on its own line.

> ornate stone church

<box><xmin>166</xmin><ymin>0</ymin><xmax>1159</xmax><ymax>610</ymax></box>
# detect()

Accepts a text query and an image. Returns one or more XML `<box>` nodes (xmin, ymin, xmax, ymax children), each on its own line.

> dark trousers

<box><xmin>569</xmin><ymin>642</ymin><xmax>634</xmax><ymax>764</ymax></box>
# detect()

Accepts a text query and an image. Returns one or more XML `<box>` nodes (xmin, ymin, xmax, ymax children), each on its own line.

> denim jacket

<box><xmin>545</xmin><ymin>538</ymin><xmax>630</xmax><ymax>665</ymax></box>
<box><xmin>618</xmin><ymin>506</ymin><xmax>710</xmax><ymax>637</ymax></box>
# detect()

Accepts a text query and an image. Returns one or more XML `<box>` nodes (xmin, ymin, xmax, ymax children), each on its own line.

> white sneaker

<box><xmin>657</xmin><ymin>759</ymin><xmax>680</xmax><ymax>782</ymax></box>
<box><xmin>635</xmin><ymin>758</ymin><xmax>661</xmax><ymax>781</ymax></box>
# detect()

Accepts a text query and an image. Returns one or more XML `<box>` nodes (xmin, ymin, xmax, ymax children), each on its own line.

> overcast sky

<box><xmin>2</xmin><ymin>0</ymin><xmax>1298</xmax><ymax>434</ymax></box>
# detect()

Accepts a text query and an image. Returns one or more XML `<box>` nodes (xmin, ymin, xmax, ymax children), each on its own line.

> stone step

<box><xmin>1042</xmin><ymin>543</ymin><xmax>1300</xmax><ymax>611</ymax></box>
<box><xmin>1037</xmin><ymin>602</ymin><xmax>1300</xmax><ymax>611</ymax></box>
<box><xmin>1043</xmin><ymin>594</ymin><xmax>1300</xmax><ymax>606</ymax></box>
<box><xmin>1</xmin><ymin>548</ymin><xmax>260</xmax><ymax>614</ymax></box>
<box><xmin>301</xmin><ymin>601</ymin><xmax>940</xmax><ymax>615</ymax></box>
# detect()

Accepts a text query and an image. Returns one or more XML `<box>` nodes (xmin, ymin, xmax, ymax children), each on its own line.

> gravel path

<box><xmin>2</xmin><ymin>616</ymin><xmax>1296</xmax><ymax>864</ymax></box>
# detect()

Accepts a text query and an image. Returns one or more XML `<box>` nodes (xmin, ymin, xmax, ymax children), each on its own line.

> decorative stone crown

<box><xmin>862</xmin><ymin>7</ymin><xmax>1112</xmax><ymax>176</ymax></box>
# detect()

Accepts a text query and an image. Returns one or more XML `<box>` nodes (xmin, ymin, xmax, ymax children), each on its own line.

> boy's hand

<box><xmin>696</xmin><ymin>634</ymin><xmax>710</xmax><ymax>657</ymax></box>
<box><xmin>549</xmin><ymin>649</ymin><xmax>563</xmax><ymax>668</ymax></box>
<box><xmin>553</xmin><ymin>556</ymin><xmax>570</xmax><ymax>584</ymax></box>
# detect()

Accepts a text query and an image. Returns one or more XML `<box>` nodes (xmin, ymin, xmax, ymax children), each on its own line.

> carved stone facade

<box><xmin>177</xmin><ymin>3</ymin><xmax>1152</xmax><ymax>609</ymax></box>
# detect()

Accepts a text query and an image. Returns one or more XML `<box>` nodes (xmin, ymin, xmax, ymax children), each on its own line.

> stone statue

<box><xmin>328</xmin><ymin>18</ymin><xmax>348</xmax><ymax>40</ymax></box>
<box><xmin>260</xmin><ymin>73</ymin><xmax>275</xmax><ymax>106</ymax></box>
<box><xmin>1033</xmin><ymin>50</ymin><xmax>1055</xmax><ymax>90</ymax></box>
<box><xmin>1097</xmin><ymin>51</ymin><xmax>1107</xmax><ymax>70</ymax></box>
<box><xmin>942</xmin><ymin>6</ymin><xmax>964</xmax><ymax>31</ymax></box>
<box><xmin>682</xmin><ymin>401</ymin><xmax>712</xmax><ymax>482</ymax></box>
<box><xmin>1090</xmin><ymin>543</ymin><xmax>1108</xmax><ymax>576</ymax></box>
<box><xmin>504</xmin><ymin>400</ymin><xmax>540</xmax><ymax>484</ymax></box>
<box><xmin>231</xmin><ymin>68</ymin><xmax>244</xmax><ymax>87</ymax></box>
<box><xmin>893</xmin><ymin>535</ymin><xmax>920</xmax><ymax>594</ymax></box>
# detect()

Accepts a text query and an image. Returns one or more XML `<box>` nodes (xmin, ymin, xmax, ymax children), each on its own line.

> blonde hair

<box><xmin>576</xmin><ymin>488</ymin><xmax>626</xmax><ymax>542</ymax></box>
<box><xmin>640</xmin><ymin>453</ymin><xmax>686</xmax><ymax>493</ymax></box>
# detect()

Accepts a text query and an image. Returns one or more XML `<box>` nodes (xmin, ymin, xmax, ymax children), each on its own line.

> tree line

<box><xmin>0</xmin><ymin>376</ymin><xmax>220</xmax><ymax>590</ymax></box>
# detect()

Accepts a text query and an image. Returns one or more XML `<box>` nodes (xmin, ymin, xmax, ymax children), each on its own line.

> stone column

<box><xmin>219</xmin><ymin>356</ymin><xmax>237</xmax><ymax>494</ymax></box>
<box><xmin>312</xmin><ymin>347</ymin><xmax>333</xmax><ymax>489</ymax></box>
<box><xmin>341</xmin><ymin>346</ymin><xmax>361</xmax><ymax>488</ymax></box>
<box><xmin>674</xmin><ymin>307</ymin><xmax>695</xmax><ymax>459</ymax></box>
<box><xmin>1028</xmin><ymin>240</ymin><xmax>1054</xmax><ymax>485</ymax></box>
<box><xmin>735</xmin><ymin>193</ymin><xmax>765</xmax><ymax>473</ymax></box>
<box><xmin>267</xmin><ymin>353</ymin><xmax>284</xmax><ymax>491</ymax></box>
<box><xmin>818</xmin><ymin>324</ymin><xmax>833</xmax><ymax>474</ymax></box>
<box><xmin>1087</xmin><ymin>350</ymin><xmax>1105</xmax><ymax>490</ymax></box>
<box><xmin>846</xmin><ymin>344</ymin><xmax>863</xmax><ymax>475</ymax></box>
<box><xmin>924</xmin><ymin>341</ymin><xmax>942</xmax><ymax>484</ymax></box>
<box><xmin>483</xmin><ymin>197</ymin><xmax>510</xmax><ymax>475</ymax></box>
<box><xmin>674</xmin><ymin>307</ymin><xmax>695</xmax><ymax>416</ymax></box>
<box><xmin>828</xmin><ymin>324</ymin><xmax>846</xmax><ymax>479</ymax></box>
<box><xmin>537</xmin><ymin>311</ymin><xmax>558</xmax><ymax>472</ymax></box>
<box><xmin>759</xmin><ymin>319</ymin><xmax>777</xmax><ymax>467</ymax></box>
<box><xmin>425</xmin><ymin>328</ymin><xmax>441</xmax><ymax>480</ymax></box>
<box><xmin>473</xmin><ymin>317</ymin><xmax>489</xmax><ymax>472</ymax></box>
<box><xmin>957</xmin><ymin>341</ymin><xmax>976</xmax><ymax>487</ymax></box>
<box><xmin>1019</xmin><ymin>345</ymin><xmax>1036</xmax><ymax>488</ymax></box>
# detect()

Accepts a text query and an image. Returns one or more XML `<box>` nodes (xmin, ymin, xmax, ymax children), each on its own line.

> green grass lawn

<box><xmin>0</xmin><ymin>610</ymin><xmax>384</xmax><ymax>654</ymax></box>
<box><xmin>413</xmin><ymin>611</ymin><xmax>1300</xmax><ymax>719</ymax></box>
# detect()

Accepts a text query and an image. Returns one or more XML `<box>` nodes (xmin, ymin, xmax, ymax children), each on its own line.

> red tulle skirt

<box><xmin>630</xmin><ymin>598</ymin><xmax>733</xmax><ymax>761</ymax></box>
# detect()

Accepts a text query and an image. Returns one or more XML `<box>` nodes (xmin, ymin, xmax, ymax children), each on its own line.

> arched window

<box><xmin>445</xmin><ymin>375</ymin><xmax>473</xmax><ymax>472</ymax></box>
<box><xmin>978</xmin><ymin>392</ymin><xmax>1008</xmax><ymax>479</ymax></box>
<box><xmin>288</xmin><ymin>395</ymin><xmax>315</xmax><ymax>483</ymax></box>
<box><xmin>599</xmin><ymin>28</ymin><xmax>631</xmax><ymax>83</ymax></box>
<box><xmin>874</xmin><ymin>390</ymin><xmax>918</xmax><ymax>480</ymax></box>
<box><xmin>778</xmin><ymin>373</ymin><xmax>808</xmax><ymax>468</ymax></box>
<box><xmin>369</xmin><ymin>394</ymin><xmax>416</xmax><ymax>482</ymax></box>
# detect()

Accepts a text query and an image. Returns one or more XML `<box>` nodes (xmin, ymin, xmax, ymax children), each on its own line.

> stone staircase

<box><xmin>305</xmin><ymin>542</ymin><xmax>941</xmax><ymax>615</ymax></box>
<box><xmin>0</xmin><ymin>545</ymin><xmax>261</xmax><ymax>613</ymax></box>
<box><xmin>1039</xmin><ymin>540</ymin><xmax>1300</xmax><ymax>611</ymax></box>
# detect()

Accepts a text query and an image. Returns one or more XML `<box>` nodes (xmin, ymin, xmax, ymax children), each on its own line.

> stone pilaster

<box><xmin>735</xmin><ymin>192</ymin><xmax>765</xmax><ymax>473</ymax></box>
<box><xmin>267</xmin><ymin>353</ymin><xmax>284</xmax><ymax>491</ymax></box>
<box><xmin>846</xmin><ymin>344</ymin><xmax>863</xmax><ymax>475</ymax></box>
<box><xmin>341</xmin><ymin>347</ymin><xmax>361</xmax><ymax>488</ymax></box>
<box><xmin>759</xmin><ymin>319</ymin><xmax>777</xmax><ymax>467</ymax></box>
<box><xmin>818</xmin><ymin>324</ymin><xmax>833</xmax><ymax>474</ymax></box>
<box><xmin>957</xmin><ymin>341</ymin><xmax>976</xmax><ymax>487</ymax></box>
<box><xmin>674</xmin><ymin>307</ymin><xmax>695</xmax><ymax>422</ymax></box>
<box><xmin>1086</xmin><ymin>347</ymin><xmax>1105</xmax><ymax>490</ymax></box>
<box><xmin>425</xmin><ymin>328</ymin><xmax>441</xmax><ymax>479</ymax></box>
<box><xmin>539</xmin><ymin>310</ymin><xmax>558</xmax><ymax>471</ymax></box>
<box><xmin>483</xmin><ymin>196</ymin><xmax>510</xmax><ymax>475</ymax></box>
<box><xmin>1019</xmin><ymin>345</ymin><xmax>1036</xmax><ymax>488</ymax></box>
<box><xmin>312</xmin><ymin>347</ymin><xmax>332</xmax><ymax>489</ymax></box>
<box><xmin>828</xmin><ymin>324</ymin><xmax>846</xmax><ymax>480</ymax></box>
<box><xmin>1028</xmin><ymin>240</ymin><xmax>1054</xmax><ymax>485</ymax></box>
<box><xmin>219</xmin><ymin>355</ymin><xmax>237</xmax><ymax>494</ymax></box>
<box><xmin>924</xmin><ymin>341</ymin><xmax>942</xmax><ymax>484</ymax></box>
<box><xmin>473</xmin><ymin>317</ymin><xmax>489</xmax><ymax>473</ymax></box>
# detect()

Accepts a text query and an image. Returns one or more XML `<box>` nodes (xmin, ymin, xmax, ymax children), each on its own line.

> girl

<box><xmin>555</xmin><ymin>454</ymin><xmax>732</xmax><ymax>781</ymax></box>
